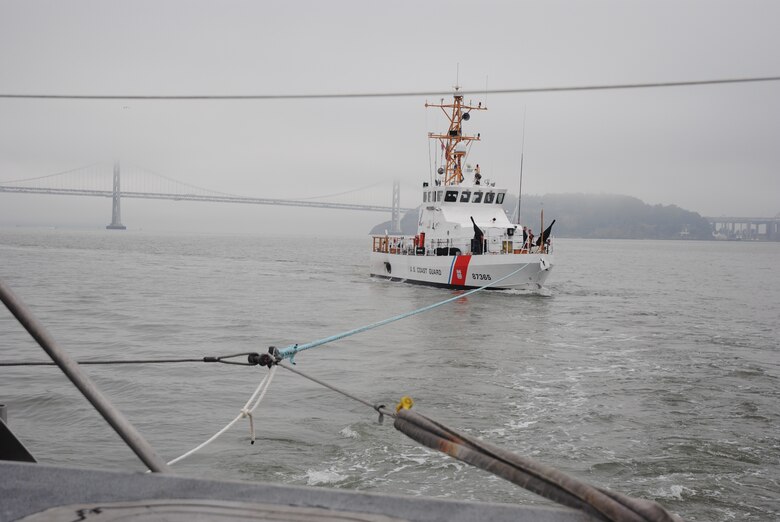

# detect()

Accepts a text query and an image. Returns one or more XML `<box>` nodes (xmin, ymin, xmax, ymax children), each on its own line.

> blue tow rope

<box><xmin>276</xmin><ymin>263</ymin><xmax>532</xmax><ymax>362</ymax></box>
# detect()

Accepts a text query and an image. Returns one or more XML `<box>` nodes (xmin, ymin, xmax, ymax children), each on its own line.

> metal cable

<box><xmin>278</xmin><ymin>362</ymin><xmax>394</xmax><ymax>419</ymax></box>
<box><xmin>0</xmin><ymin>352</ymin><xmax>261</xmax><ymax>367</ymax></box>
<box><xmin>0</xmin><ymin>358</ymin><xmax>203</xmax><ymax>366</ymax></box>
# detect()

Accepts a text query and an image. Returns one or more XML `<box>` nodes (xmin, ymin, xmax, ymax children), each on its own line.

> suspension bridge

<box><xmin>0</xmin><ymin>162</ymin><xmax>412</xmax><ymax>231</ymax></box>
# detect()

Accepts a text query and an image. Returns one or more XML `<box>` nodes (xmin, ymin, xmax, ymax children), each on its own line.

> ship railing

<box><xmin>372</xmin><ymin>235</ymin><xmax>553</xmax><ymax>255</ymax></box>
<box><xmin>372</xmin><ymin>236</ymin><xmax>389</xmax><ymax>253</ymax></box>
<box><xmin>372</xmin><ymin>235</ymin><xmax>414</xmax><ymax>254</ymax></box>
<box><xmin>426</xmin><ymin>237</ymin><xmax>553</xmax><ymax>255</ymax></box>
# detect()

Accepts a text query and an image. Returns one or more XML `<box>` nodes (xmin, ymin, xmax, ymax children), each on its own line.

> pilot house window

<box><xmin>460</xmin><ymin>191</ymin><xmax>471</xmax><ymax>202</ymax></box>
<box><xmin>445</xmin><ymin>191</ymin><xmax>458</xmax><ymax>202</ymax></box>
<box><xmin>472</xmin><ymin>192</ymin><xmax>483</xmax><ymax>203</ymax></box>
<box><xmin>485</xmin><ymin>192</ymin><xmax>495</xmax><ymax>204</ymax></box>
<box><xmin>496</xmin><ymin>193</ymin><xmax>505</xmax><ymax>204</ymax></box>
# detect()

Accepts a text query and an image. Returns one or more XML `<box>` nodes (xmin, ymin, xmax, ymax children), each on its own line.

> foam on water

<box><xmin>305</xmin><ymin>468</ymin><xmax>348</xmax><ymax>486</ymax></box>
<box><xmin>339</xmin><ymin>426</ymin><xmax>359</xmax><ymax>439</ymax></box>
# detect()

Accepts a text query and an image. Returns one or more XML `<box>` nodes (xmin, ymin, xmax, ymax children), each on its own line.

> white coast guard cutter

<box><xmin>370</xmin><ymin>88</ymin><xmax>554</xmax><ymax>290</ymax></box>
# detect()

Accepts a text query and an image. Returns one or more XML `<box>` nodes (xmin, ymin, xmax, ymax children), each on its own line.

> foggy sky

<box><xmin>1</xmin><ymin>0</ymin><xmax>779</xmax><ymax>235</ymax></box>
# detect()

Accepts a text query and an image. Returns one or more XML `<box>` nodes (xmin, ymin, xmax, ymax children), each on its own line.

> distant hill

<box><xmin>370</xmin><ymin>193</ymin><xmax>713</xmax><ymax>240</ymax></box>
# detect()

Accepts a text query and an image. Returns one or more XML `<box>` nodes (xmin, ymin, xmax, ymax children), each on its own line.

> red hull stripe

<box><xmin>449</xmin><ymin>255</ymin><xmax>472</xmax><ymax>286</ymax></box>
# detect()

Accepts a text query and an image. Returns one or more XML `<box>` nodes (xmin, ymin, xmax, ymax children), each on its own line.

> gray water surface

<box><xmin>1</xmin><ymin>229</ymin><xmax>778</xmax><ymax>520</ymax></box>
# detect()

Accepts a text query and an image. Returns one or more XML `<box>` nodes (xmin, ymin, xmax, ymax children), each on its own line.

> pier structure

<box><xmin>706</xmin><ymin>216</ymin><xmax>780</xmax><ymax>241</ymax></box>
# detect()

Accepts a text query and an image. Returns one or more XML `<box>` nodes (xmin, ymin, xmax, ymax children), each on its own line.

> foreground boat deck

<box><xmin>1</xmin><ymin>461</ymin><xmax>592</xmax><ymax>522</ymax></box>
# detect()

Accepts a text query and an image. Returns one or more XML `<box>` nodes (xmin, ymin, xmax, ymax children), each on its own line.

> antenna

<box><xmin>515</xmin><ymin>107</ymin><xmax>527</xmax><ymax>224</ymax></box>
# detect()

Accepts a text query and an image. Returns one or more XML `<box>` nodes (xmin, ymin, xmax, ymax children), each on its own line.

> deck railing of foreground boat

<box><xmin>372</xmin><ymin>234</ymin><xmax>553</xmax><ymax>256</ymax></box>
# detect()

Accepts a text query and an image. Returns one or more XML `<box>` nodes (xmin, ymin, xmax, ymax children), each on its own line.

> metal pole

<box><xmin>106</xmin><ymin>161</ymin><xmax>126</xmax><ymax>230</ymax></box>
<box><xmin>0</xmin><ymin>279</ymin><xmax>172</xmax><ymax>473</ymax></box>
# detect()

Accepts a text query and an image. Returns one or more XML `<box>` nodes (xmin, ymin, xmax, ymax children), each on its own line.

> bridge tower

<box><xmin>106</xmin><ymin>162</ymin><xmax>126</xmax><ymax>230</ymax></box>
<box><xmin>391</xmin><ymin>179</ymin><xmax>401</xmax><ymax>234</ymax></box>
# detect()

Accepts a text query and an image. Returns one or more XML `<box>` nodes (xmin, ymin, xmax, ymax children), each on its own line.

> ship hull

<box><xmin>369</xmin><ymin>251</ymin><xmax>552</xmax><ymax>290</ymax></box>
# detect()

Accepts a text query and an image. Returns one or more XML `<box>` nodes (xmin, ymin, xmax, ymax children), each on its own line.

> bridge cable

<box><xmin>1</xmin><ymin>75</ymin><xmax>779</xmax><ymax>100</ymax></box>
<box><xmin>295</xmin><ymin>180</ymin><xmax>387</xmax><ymax>200</ymax></box>
<box><xmin>125</xmin><ymin>163</ymin><xmax>245</xmax><ymax>198</ymax></box>
<box><xmin>0</xmin><ymin>162</ymin><xmax>104</xmax><ymax>184</ymax></box>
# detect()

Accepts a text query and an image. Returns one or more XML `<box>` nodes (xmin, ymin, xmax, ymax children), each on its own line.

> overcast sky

<box><xmin>1</xmin><ymin>0</ymin><xmax>778</xmax><ymax>235</ymax></box>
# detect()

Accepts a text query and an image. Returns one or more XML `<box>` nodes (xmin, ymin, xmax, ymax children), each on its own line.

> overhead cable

<box><xmin>1</xmin><ymin>75</ymin><xmax>779</xmax><ymax>100</ymax></box>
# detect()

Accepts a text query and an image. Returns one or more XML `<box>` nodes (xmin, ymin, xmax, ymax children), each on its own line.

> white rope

<box><xmin>243</xmin><ymin>365</ymin><xmax>277</xmax><ymax>444</ymax></box>
<box><xmin>165</xmin><ymin>366</ymin><xmax>278</xmax><ymax>467</ymax></box>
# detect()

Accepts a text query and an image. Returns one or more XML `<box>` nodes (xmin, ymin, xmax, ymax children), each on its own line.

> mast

<box><xmin>425</xmin><ymin>87</ymin><xmax>487</xmax><ymax>186</ymax></box>
<box><xmin>515</xmin><ymin>152</ymin><xmax>524</xmax><ymax>223</ymax></box>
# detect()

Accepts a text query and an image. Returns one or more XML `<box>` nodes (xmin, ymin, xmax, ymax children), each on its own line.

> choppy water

<box><xmin>1</xmin><ymin>228</ymin><xmax>778</xmax><ymax>520</ymax></box>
